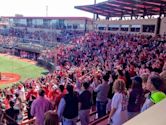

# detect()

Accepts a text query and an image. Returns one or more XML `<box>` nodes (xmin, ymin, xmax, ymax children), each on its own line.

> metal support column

<box><xmin>156</xmin><ymin>8</ymin><xmax>162</xmax><ymax>35</ymax></box>
<box><xmin>84</xmin><ymin>19</ymin><xmax>87</xmax><ymax>34</ymax></box>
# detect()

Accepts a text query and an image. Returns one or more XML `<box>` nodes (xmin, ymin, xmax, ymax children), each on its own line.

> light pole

<box><xmin>46</xmin><ymin>5</ymin><xmax>48</xmax><ymax>17</ymax></box>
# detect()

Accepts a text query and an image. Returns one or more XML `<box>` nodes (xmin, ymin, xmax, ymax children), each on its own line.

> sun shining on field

<box><xmin>0</xmin><ymin>54</ymin><xmax>46</xmax><ymax>88</ymax></box>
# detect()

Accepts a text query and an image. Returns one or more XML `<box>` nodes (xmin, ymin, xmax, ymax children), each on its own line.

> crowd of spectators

<box><xmin>0</xmin><ymin>32</ymin><xmax>166</xmax><ymax>125</ymax></box>
<box><xmin>0</xmin><ymin>28</ymin><xmax>84</xmax><ymax>44</ymax></box>
<box><xmin>0</xmin><ymin>35</ymin><xmax>18</xmax><ymax>46</ymax></box>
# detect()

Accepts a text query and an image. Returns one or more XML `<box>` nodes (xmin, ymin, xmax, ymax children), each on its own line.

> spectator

<box><xmin>0</xmin><ymin>108</ymin><xmax>4</xmax><ymax>125</ymax></box>
<box><xmin>14</xmin><ymin>93</ymin><xmax>23</xmax><ymax>123</ymax></box>
<box><xmin>108</xmin><ymin>79</ymin><xmax>128</xmax><ymax>125</ymax></box>
<box><xmin>124</xmin><ymin>69</ymin><xmax>132</xmax><ymax>89</ymax></box>
<box><xmin>141</xmin><ymin>73</ymin><xmax>149</xmax><ymax>92</ymax></box>
<box><xmin>26</xmin><ymin>87</ymin><xmax>38</xmax><ymax>100</ymax></box>
<box><xmin>117</xmin><ymin>70</ymin><xmax>127</xmax><ymax>84</ymax></box>
<box><xmin>55</xmin><ymin>85</ymin><xmax>66</xmax><ymax>110</ymax></box>
<box><xmin>160</xmin><ymin>71</ymin><xmax>166</xmax><ymax>94</ymax></box>
<box><xmin>3</xmin><ymin>95</ymin><xmax>11</xmax><ymax>110</ymax></box>
<box><xmin>107</xmin><ymin>74</ymin><xmax>114</xmax><ymax>113</ymax></box>
<box><xmin>141</xmin><ymin>73</ymin><xmax>150</xmax><ymax>107</ymax></box>
<box><xmin>91</xmin><ymin>77</ymin><xmax>101</xmax><ymax>111</ymax></box>
<box><xmin>48</xmin><ymin>85</ymin><xmax>59</xmax><ymax>107</ymax></box>
<box><xmin>5</xmin><ymin>101</ymin><xmax>19</xmax><ymax>125</ymax></box>
<box><xmin>127</xmin><ymin>76</ymin><xmax>144</xmax><ymax>119</ymax></box>
<box><xmin>27</xmin><ymin>95</ymin><xmax>36</xmax><ymax>119</ymax></box>
<box><xmin>79</xmin><ymin>82</ymin><xmax>92</xmax><ymax>125</ymax></box>
<box><xmin>0</xmin><ymin>105</ymin><xmax>4</xmax><ymax>125</ymax></box>
<box><xmin>141</xmin><ymin>75</ymin><xmax>166</xmax><ymax>112</ymax></box>
<box><xmin>94</xmin><ymin>75</ymin><xmax>110</xmax><ymax>118</ymax></box>
<box><xmin>16</xmin><ymin>85</ymin><xmax>26</xmax><ymax>102</ymax></box>
<box><xmin>58</xmin><ymin>84</ymin><xmax>78</xmax><ymax>125</ymax></box>
<box><xmin>44</xmin><ymin>111</ymin><xmax>59</xmax><ymax>125</ymax></box>
<box><xmin>31</xmin><ymin>89</ymin><xmax>53</xmax><ymax>125</ymax></box>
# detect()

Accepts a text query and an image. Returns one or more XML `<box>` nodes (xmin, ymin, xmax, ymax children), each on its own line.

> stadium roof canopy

<box><xmin>75</xmin><ymin>0</ymin><xmax>166</xmax><ymax>18</ymax></box>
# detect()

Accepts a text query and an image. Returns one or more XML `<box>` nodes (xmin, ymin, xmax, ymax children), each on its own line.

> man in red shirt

<box><xmin>48</xmin><ymin>85</ymin><xmax>59</xmax><ymax>107</ymax></box>
<box><xmin>26</xmin><ymin>87</ymin><xmax>38</xmax><ymax>100</ymax></box>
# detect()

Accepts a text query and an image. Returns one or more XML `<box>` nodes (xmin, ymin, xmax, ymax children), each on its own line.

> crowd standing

<box><xmin>0</xmin><ymin>28</ymin><xmax>84</xmax><ymax>44</ymax></box>
<box><xmin>0</xmin><ymin>31</ymin><xmax>166</xmax><ymax>125</ymax></box>
<box><xmin>0</xmin><ymin>35</ymin><xmax>18</xmax><ymax>46</ymax></box>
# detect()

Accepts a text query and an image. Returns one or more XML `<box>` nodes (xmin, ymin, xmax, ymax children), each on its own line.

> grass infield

<box><xmin>0</xmin><ymin>54</ymin><xmax>46</xmax><ymax>88</ymax></box>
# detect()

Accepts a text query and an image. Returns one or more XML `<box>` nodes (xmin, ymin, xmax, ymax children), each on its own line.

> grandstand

<box><xmin>1</xmin><ymin>16</ymin><xmax>92</xmax><ymax>31</ymax></box>
<box><xmin>0</xmin><ymin>0</ymin><xmax>166</xmax><ymax>125</ymax></box>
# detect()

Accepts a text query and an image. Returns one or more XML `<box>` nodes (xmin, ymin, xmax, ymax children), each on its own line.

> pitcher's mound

<box><xmin>0</xmin><ymin>72</ymin><xmax>21</xmax><ymax>84</ymax></box>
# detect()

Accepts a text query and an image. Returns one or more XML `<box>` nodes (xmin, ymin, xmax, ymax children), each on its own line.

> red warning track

<box><xmin>0</xmin><ymin>72</ymin><xmax>21</xmax><ymax>84</ymax></box>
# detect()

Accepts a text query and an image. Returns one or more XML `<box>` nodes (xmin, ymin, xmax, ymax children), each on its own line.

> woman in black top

<box><xmin>127</xmin><ymin>76</ymin><xmax>144</xmax><ymax>119</ymax></box>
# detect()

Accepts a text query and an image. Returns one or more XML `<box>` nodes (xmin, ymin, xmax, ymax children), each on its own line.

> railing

<box><xmin>88</xmin><ymin>99</ymin><xmax>166</xmax><ymax>125</ymax></box>
<box><xmin>124</xmin><ymin>99</ymin><xmax>166</xmax><ymax>125</ymax></box>
<box><xmin>19</xmin><ymin>110</ymin><xmax>97</xmax><ymax>125</ymax></box>
<box><xmin>77</xmin><ymin>110</ymin><xmax>97</xmax><ymax>123</ymax></box>
<box><xmin>89</xmin><ymin>114</ymin><xmax>109</xmax><ymax>125</ymax></box>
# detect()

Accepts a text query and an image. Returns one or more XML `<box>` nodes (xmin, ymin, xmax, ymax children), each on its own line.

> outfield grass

<box><xmin>0</xmin><ymin>55</ymin><xmax>46</xmax><ymax>88</ymax></box>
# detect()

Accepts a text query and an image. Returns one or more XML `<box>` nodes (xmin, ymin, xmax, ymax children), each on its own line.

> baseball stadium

<box><xmin>0</xmin><ymin>0</ymin><xmax>166</xmax><ymax>125</ymax></box>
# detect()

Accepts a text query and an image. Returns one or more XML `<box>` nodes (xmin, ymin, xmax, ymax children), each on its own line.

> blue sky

<box><xmin>0</xmin><ymin>0</ymin><xmax>106</xmax><ymax>18</ymax></box>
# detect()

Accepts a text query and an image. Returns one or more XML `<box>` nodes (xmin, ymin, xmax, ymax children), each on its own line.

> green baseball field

<box><xmin>0</xmin><ymin>54</ymin><xmax>46</xmax><ymax>89</ymax></box>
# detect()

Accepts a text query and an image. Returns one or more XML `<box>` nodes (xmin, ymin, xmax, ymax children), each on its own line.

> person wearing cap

<box><xmin>31</xmin><ymin>89</ymin><xmax>53</xmax><ymax>125</ymax></box>
<box><xmin>127</xmin><ymin>76</ymin><xmax>144</xmax><ymax>119</ymax></box>
<box><xmin>141</xmin><ymin>74</ymin><xmax>166</xmax><ymax>112</ymax></box>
